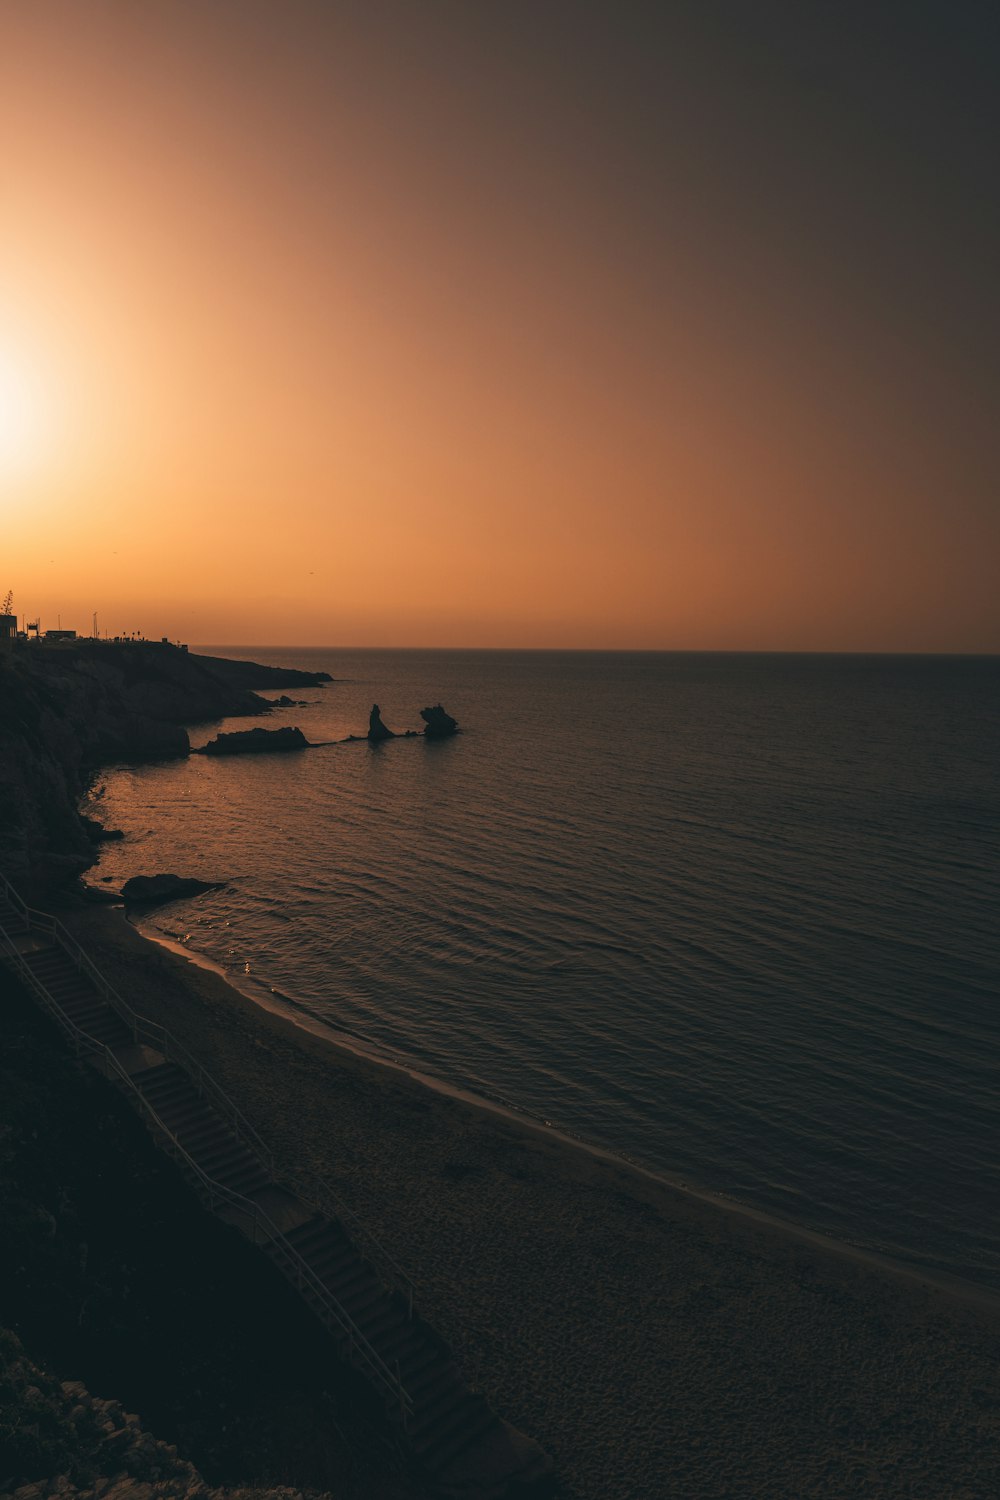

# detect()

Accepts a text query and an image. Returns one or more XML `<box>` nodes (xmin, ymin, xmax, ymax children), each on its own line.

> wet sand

<box><xmin>68</xmin><ymin>905</ymin><xmax>1000</xmax><ymax>1500</ymax></box>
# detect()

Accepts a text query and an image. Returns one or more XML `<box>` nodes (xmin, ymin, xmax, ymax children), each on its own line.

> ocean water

<box><xmin>85</xmin><ymin>649</ymin><xmax>1000</xmax><ymax>1289</ymax></box>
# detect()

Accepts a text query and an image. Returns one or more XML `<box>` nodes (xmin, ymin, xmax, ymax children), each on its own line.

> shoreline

<box><xmin>132</xmin><ymin>910</ymin><xmax>1000</xmax><ymax>1319</ymax></box>
<box><xmin>57</xmin><ymin>898</ymin><xmax>1000</xmax><ymax>1498</ymax></box>
<box><xmin>11</xmin><ymin>643</ymin><xmax>1000</xmax><ymax>1495</ymax></box>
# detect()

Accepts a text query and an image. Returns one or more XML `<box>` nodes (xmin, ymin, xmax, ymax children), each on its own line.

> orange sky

<box><xmin>1</xmin><ymin>1</ymin><xmax>997</xmax><ymax>650</ymax></box>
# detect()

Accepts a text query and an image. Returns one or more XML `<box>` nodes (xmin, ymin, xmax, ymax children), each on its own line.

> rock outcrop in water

<box><xmin>81</xmin><ymin>815</ymin><xmax>125</xmax><ymax>843</ymax></box>
<box><xmin>420</xmin><ymin>704</ymin><xmax>460</xmax><ymax>738</ymax></box>
<box><xmin>199</xmin><ymin>726</ymin><xmax>310</xmax><ymax>756</ymax></box>
<box><xmin>0</xmin><ymin>641</ymin><xmax>330</xmax><ymax>896</ymax></box>
<box><xmin>121</xmin><ymin>873</ymin><xmax>222</xmax><ymax>906</ymax></box>
<box><xmin>367</xmin><ymin>703</ymin><xmax>396</xmax><ymax>741</ymax></box>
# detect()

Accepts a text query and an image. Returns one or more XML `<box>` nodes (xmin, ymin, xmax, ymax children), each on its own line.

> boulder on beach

<box><xmin>121</xmin><ymin>873</ymin><xmax>222</xmax><ymax>906</ymax></box>
<box><xmin>420</xmin><ymin>704</ymin><xmax>460</xmax><ymax>738</ymax></box>
<box><xmin>198</xmin><ymin>725</ymin><xmax>310</xmax><ymax>755</ymax></box>
<box><xmin>367</xmin><ymin>703</ymin><xmax>396</xmax><ymax>742</ymax></box>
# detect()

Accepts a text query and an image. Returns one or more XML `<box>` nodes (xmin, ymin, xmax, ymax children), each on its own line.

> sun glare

<box><xmin>0</xmin><ymin>349</ymin><xmax>52</xmax><ymax>475</ymax></box>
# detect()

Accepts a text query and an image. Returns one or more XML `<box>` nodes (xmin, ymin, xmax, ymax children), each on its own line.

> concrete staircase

<box><xmin>273</xmin><ymin>1215</ymin><xmax>503</xmax><ymax>1480</ymax></box>
<box><xmin>19</xmin><ymin>944</ymin><xmax>135</xmax><ymax>1052</ymax></box>
<box><xmin>129</xmin><ymin>1061</ymin><xmax>273</xmax><ymax>1200</ymax></box>
<box><xmin>0</xmin><ymin>877</ymin><xmax>552</xmax><ymax>1496</ymax></box>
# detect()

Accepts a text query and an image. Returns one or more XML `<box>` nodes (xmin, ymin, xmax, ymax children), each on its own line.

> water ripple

<box><xmin>87</xmin><ymin>649</ymin><xmax>1000</xmax><ymax>1289</ymax></box>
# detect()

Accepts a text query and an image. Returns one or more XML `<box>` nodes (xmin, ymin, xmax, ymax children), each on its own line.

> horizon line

<box><xmin>191</xmin><ymin>643</ymin><xmax>1000</xmax><ymax>659</ymax></box>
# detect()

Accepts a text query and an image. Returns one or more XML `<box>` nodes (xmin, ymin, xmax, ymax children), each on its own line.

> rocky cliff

<box><xmin>0</xmin><ymin>643</ymin><xmax>329</xmax><ymax>898</ymax></box>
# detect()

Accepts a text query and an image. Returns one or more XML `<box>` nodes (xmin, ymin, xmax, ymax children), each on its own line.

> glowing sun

<box><xmin>0</xmin><ymin>349</ymin><xmax>51</xmax><ymax>474</ymax></box>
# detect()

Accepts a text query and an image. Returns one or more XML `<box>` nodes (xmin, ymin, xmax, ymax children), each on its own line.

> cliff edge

<box><xmin>0</xmin><ymin>642</ymin><xmax>329</xmax><ymax>898</ymax></box>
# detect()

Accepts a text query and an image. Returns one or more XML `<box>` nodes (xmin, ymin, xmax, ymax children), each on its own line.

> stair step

<box><xmin>310</xmin><ymin>1239</ymin><xmax>366</xmax><ymax>1273</ymax></box>
<box><xmin>161</xmin><ymin>1120</ymin><xmax>224</xmax><ymax>1149</ymax></box>
<box><xmin>324</xmin><ymin>1267</ymin><xmax>372</xmax><ymax>1306</ymax></box>
<box><xmin>339</xmin><ymin>1288</ymin><xmax>390</xmax><ymax>1333</ymax></box>
<box><xmin>185</xmin><ymin>1120</ymin><xmax>240</xmax><ymax>1148</ymax></box>
<box><xmin>309</xmin><ymin>1245</ymin><xmax>360</xmax><ymax>1280</ymax></box>
<box><xmin>385</xmin><ymin>1327</ymin><xmax>435</xmax><ymax>1366</ymax></box>
<box><xmin>131</xmin><ymin>1065</ymin><xmax>184</xmax><ymax>1089</ymax></box>
<box><xmin>297</xmin><ymin>1227</ymin><xmax>353</xmax><ymax>1258</ymax></box>
<box><xmin>352</xmin><ymin>1299</ymin><xmax>406</xmax><ymax>1343</ymax></box>
<box><xmin>409</xmin><ymin>1380</ymin><xmax>470</xmax><ymax>1439</ymax></box>
<box><xmin>420</xmin><ymin>1402</ymin><xmax>499</xmax><ymax>1472</ymax></box>
<box><xmin>157</xmin><ymin>1105</ymin><xmax>223</xmax><ymax>1136</ymax></box>
<box><xmin>197</xmin><ymin>1145</ymin><xmax>248</xmax><ymax>1176</ymax></box>
<box><xmin>286</xmin><ymin>1219</ymin><xmax>333</xmax><ymax>1253</ymax></box>
<box><xmin>205</xmin><ymin>1144</ymin><xmax>261</xmax><ymax>1174</ymax></box>
<box><xmin>58</xmin><ymin>993</ymin><xmax>113</xmax><ymax>1013</ymax></box>
<box><xmin>72</xmin><ymin>1020</ymin><xmax>130</xmax><ymax>1044</ymax></box>
<box><xmin>407</xmin><ymin>1361</ymin><xmax>463</xmax><ymax>1409</ymax></box>
<box><xmin>63</xmin><ymin>1006</ymin><xmax>120</xmax><ymax>1024</ymax></box>
<box><xmin>63</xmin><ymin>1007</ymin><xmax>127</xmax><ymax>1032</ymax></box>
<box><xmin>412</xmin><ymin>1393</ymin><xmax>484</xmax><ymax>1456</ymax></box>
<box><xmin>214</xmin><ymin>1165</ymin><xmax>269</xmax><ymax>1196</ymax></box>
<box><xmin>28</xmin><ymin>973</ymin><xmax>85</xmax><ymax>990</ymax></box>
<box><xmin>138</xmin><ymin>1077</ymin><xmax>194</xmax><ymax>1103</ymax></box>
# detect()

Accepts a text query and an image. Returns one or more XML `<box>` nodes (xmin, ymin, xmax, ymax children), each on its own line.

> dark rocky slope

<box><xmin>193</xmin><ymin>654</ymin><xmax>331</xmax><ymax>692</ymax></box>
<box><xmin>0</xmin><ymin>642</ymin><xmax>329</xmax><ymax>898</ymax></box>
<box><xmin>0</xmin><ymin>968</ymin><xmax>421</xmax><ymax>1500</ymax></box>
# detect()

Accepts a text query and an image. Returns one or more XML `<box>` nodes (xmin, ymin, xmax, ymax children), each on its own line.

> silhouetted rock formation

<box><xmin>367</xmin><ymin>703</ymin><xmax>396</xmax><ymax>742</ymax></box>
<box><xmin>80</xmin><ymin>816</ymin><xmax>125</xmax><ymax>843</ymax></box>
<box><xmin>199</xmin><ymin>726</ymin><xmax>309</xmax><ymax>756</ymax></box>
<box><xmin>121</xmin><ymin>873</ymin><xmax>221</xmax><ymax>906</ymax></box>
<box><xmin>193</xmin><ymin>651</ymin><xmax>332</xmax><ymax>689</ymax></box>
<box><xmin>0</xmin><ymin>639</ymin><xmax>339</xmax><ymax>895</ymax></box>
<box><xmin>420</xmin><ymin>704</ymin><xmax>459</xmax><ymax>738</ymax></box>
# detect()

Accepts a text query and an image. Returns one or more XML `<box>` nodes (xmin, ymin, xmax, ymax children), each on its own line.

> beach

<box><xmin>65</xmin><ymin>904</ymin><xmax>1000</xmax><ymax>1500</ymax></box>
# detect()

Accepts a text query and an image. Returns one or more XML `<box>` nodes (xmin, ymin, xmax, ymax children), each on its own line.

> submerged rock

<box><xmin>121</xmin><ymin>873</ymin><xmax>221</xmax><ymax>906</ymax></box>
<box><xmin>367</xmin><ymin>703</ymin><xmax>396</xmax><ymax>742</ymax></box>
<box><xmin>420</xmin><ymin>704</ymin><xmax>460</xmax><ymax>738</ymax></box>
<box><xmin>198</xmin><ymin>725</ymin><xmax>309</xmax><ymax>755</ymax></box>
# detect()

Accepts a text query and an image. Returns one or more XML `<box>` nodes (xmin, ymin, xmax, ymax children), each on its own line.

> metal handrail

<box><xmin>0</xmin><ymin>917</ymin><xmax>412</xmax><ymax>1423</ymax></box>
<box><xmin>0</xmin><ymin>872</ymin><xmax>274</xmax><ymax>1176</ymax></box>
<box><xmin>260</xmin><ymin>1220</ymin><xmax>413</xmax><ymax>1417</ymax></box>
<box><xmin>294</xmin><ymin>1168</ymin><xmax>415</xmax><ymax>1318</ymax></box>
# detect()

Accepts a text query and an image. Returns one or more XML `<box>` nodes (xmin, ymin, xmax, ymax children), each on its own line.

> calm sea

<box><xmin>86</xmin><ymin>649</ymin><xmax>1000</xmax><ymax>1289</ymax></box>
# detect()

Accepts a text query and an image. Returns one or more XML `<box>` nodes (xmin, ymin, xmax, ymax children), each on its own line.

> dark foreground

<box><xmin>0</xmin><ymin>964</ymin><xmax>424</xmax><ymax>1499</ymax></box>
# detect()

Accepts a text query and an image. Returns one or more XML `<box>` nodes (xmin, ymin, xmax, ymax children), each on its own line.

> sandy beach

<box><xmin>66</xmin><ymin>904</ymin><xmax>1000</xmax><ymax>1500</ymax></box>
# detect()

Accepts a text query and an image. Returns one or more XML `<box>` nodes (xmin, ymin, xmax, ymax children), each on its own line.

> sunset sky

<box><xmin>1</xmin><ymin>1</ymin><xmax>997</xmax><ymax>650</ymax></box>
